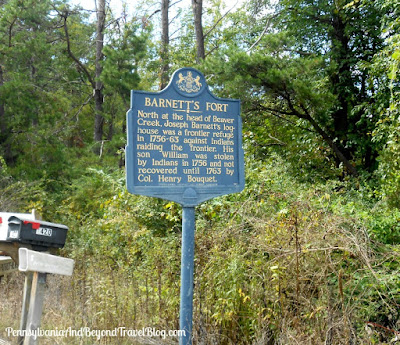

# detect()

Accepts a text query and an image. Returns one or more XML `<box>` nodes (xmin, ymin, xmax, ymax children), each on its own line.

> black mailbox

<box><xmin>7</xmin><ymin>216</ymin><xmax>68</xmax><ymax>251</ymax></box>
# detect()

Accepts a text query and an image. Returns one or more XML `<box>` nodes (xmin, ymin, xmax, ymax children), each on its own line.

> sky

<box><xmin>69</xmin><ymin>0</ymin><xmax>127</xmax><ymax>15</ymax></box>
<box><xmin>68</xmin><ymin>0</ymin><xmax>244</xmax><ymax>18</ymax></box>
<box><xmin>68</xmin><ymin>0</ymin><xmax>193</xmax><ymax>16</ymax></box>
<box><xmin>67</xmin><ymin>0</ymin><xmax>246</xmax><ymax>45</ymax></box>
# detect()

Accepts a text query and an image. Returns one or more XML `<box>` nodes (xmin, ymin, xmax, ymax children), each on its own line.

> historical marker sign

<box><xmin>126</xmin><ymin>67</ymin><xmax>244</xmax><ymax>206</ymax></box>
<box><xmin>126</xmin><ymin>67</ymin><xmax>245</xmax><ymax>345</ymax></box>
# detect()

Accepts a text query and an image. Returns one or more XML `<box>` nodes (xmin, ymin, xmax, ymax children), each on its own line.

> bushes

<box><xmin>57</xmin><ymin>156</ymin><xmax>398</xmax><ymax>343</ymax></box>
<box><xmin>2</xmin><ymin>154</ymin><xmax>400</xmax><ymax>344</ymax></box>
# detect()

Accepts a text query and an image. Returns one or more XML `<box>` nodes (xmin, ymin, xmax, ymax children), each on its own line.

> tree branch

<box><xmin>247</xmin><ymin>13</ymin><xmax>279</xmax><ymax>52</ymax></box>
<box><xmin>286</xmin><ymin>6</ymin><xmax>332</xmax><ymax>25</ymax></box>
<box><xmin>146</xmin><ymin>9</ymin><xmax>161</xmax><ymax>22</ymax></box>
<box><xmin>306</xmin><ymin>113</ymin><xmax>358</xmax><ymax>175</ymax></box>
<box><xmin>203</xmin><ymin>0</ymin><xmax>238</xmax><ymax>39</ymax></box>
<box><xmin>62</xmin><ymin>13</ymin><xmax>95</xmax><ymax>88</ymax></box>
<box><xmin>8</xmin><ymin>17</ymin><xmax>17</xmax><ymax>47</ymax></box>
<box><xmin>170</xmin><ymin>0</ymin><xmax>183</xmax><ymax>8</ymax></box>
<box><xmin>267</xmin><ymin>134</ymin><xmax>287</xmax><ymax>146</ymax></box>
<box><xmin>254</xmin><ymin>104</ymin><xmax>316</xmax><ymax>133</ymax></box>
<box><xmin>256</xmin><ymin>102</ymin><xmax>358</xmax><ymax>175</ymax></box>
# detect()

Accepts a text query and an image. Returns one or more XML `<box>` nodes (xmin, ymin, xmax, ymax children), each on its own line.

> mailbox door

<box><xmin>7</xmin><ymin>218</ymin><xmax>22</xmax><ymax>241</ymax></box>
<box><xmin>0</xmin><ymin>212</ymin><xmax>34</xmax><ymax>242</ymax></box>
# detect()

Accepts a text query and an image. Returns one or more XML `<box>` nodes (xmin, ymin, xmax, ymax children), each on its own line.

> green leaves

<box><xmin>101</xmin><ymin>21</ymin><xmax>148</xmax><ymax>98</ymax></box>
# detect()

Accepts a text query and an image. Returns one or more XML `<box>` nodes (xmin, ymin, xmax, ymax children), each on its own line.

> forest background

<box><xmin>0</xmin><ymin>0</ymin><xmax>400</xmax><ymax>344</ymax></box>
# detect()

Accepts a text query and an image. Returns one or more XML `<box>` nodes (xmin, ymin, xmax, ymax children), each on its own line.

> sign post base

<box><xmin>179</xmin><ymin>207</ymin><xmax>195</xmax><ymax>345</ymax></box>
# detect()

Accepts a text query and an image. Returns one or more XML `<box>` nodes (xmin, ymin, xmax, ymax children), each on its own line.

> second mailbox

<box><xmin>7</xmin><ymin>216</ymin><xmax>68</xmax><ymax>251</ymax></box>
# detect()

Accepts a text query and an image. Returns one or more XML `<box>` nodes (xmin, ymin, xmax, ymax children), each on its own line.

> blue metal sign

<box><xmin>126</xmin><ymin>68</ymin><xmax>245</xmax><ymax>345</ymax></box>
<box><xmin>126</xmin><ymin>67</ymin><xmax>245</xmax><ymax>207</ymax></box>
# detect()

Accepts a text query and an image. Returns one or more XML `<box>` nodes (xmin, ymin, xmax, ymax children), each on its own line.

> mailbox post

<box><xmin>18</xmin><ymin>248</ymin><xmax>74</xmax><ymax>345</ymax></box>
<box><xmin>19</xmin><ymin>271</ymin><xmax>46</xmax><ymax>345</ymax></box>
<box><xmin>19</xmin><ymin>272</ymin><xmax>33</xmax><ymax>345</ymax></box>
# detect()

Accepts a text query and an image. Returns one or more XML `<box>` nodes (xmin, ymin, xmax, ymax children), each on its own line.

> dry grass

<box><xmin>1</xmin><ymin>195</ymin><xmax>399</xmax><ymax>344</ymax></box>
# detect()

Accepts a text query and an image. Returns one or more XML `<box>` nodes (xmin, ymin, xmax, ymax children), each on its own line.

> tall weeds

<box><xmin>1</xmin><ymin>156</ymin><xmax>400</xmax><ymax>344</ymax></box>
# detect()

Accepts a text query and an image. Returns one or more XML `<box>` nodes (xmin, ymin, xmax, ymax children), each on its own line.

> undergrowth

<box><xmin>1</xmin><ymin>154</ymin><xmax>400</xmax><ymax>344</ymax></box>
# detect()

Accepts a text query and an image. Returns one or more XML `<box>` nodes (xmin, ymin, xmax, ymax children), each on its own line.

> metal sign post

<box><xmin>179</xmin><ymin>207</ymin><xmax>196</xmax><ymax>345</ymax></box>
<box><xmin>126</xmin><ymin>68</ymin><xmax>245</xmax><ymax>344</ymax></box>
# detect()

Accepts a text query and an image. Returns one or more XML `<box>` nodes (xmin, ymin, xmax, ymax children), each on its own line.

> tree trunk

<box><xmin>192</xmin><ymin>0</ymin><xmax>205</xmax><ymax>62</ymax></box>
<box><xmin>94</xmin><ymin>0</ymin><xmax>105</xmax><ymax>143</ymax></box>
<box><xmin>94</xmin><ymin>89</ymin><xmax>104</xmax><ymax>142</ymax></box>
<box><xmin>160</xmin><ymin>0</ymin><xmax>170</xmax><ymax>90</ymax></box>
<box><xmin>0</xmin><ymin>64</ymin><xmax>11</xmax><ymax>162</ymax></box>
<box><xmin>0</xmin><ymin>65</ymin><xmax>6</xmax><ymax>140</ymax></box>
<box><xmin>30</xmin><ymin>56</ymin><xmax>39</xmax><ymax>127</ymax></box>
<box><xmin>329</xmin><ymin>9</ymin><xmax>353</xmax><ymax>160</ymax></box>
<box><xmin>306</xmin><ymin>113</ymin><xmax>358</xmax><ymax>176</ymax></box>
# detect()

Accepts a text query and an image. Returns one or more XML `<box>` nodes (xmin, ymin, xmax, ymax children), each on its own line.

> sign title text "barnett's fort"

<box><xmin>144</xmin><ymin>97</ymin><xmax>229</xmax><ymax>113</ymax></box>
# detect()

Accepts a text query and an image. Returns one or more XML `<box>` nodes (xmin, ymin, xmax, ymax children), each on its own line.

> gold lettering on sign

<box><xmin>212</xmin><ymin>115</ymin><xmax>233</xmax><ymax>123</ymax></box>
<box><xmin>183</xmin><ymin>138</ymin><xmax>208</xmax><ymax>145</ymax></box>
<box><xmin>183</xmin><ymin>167</ymin><xmax>200</xmax><ymax>174</ymax></box>
<box><xmin>212</xmin><ymin>131</ymin><xmax>234</xmax><ymax>139</ymax></box>
<box><xmin>186</xmin><ymin>114</ymin><xmax>203</xmax><ymax>122</ymax></box>
<box><xmin>189</xmin><ymin>144</ymin><xmax>217</xmax><ymax>152</ymax></box>
<box><xmin>165</xmin><ymin>120</ymin><xmax>188</xmax><ymax>129</ymax></box>
<box><xmin>161</xmin><ymin>151</ymin><xmax>188</xmax><ymax>159</ymax></box>
<box><xmin>206</xmin><ymin>102</ymin><xmax>229</xmax><ymax>112</ymax></box>
<box><xmin>187</xmin><ymin>175</ymin><xmax>217</xmax><ymax>183</ymax></box>
<box><xmin>138</xmin><ymin>110</ymin><xmax>159</xmax><ymax>118</ymax></box>
<box><xmin>184</xmin><ymin>129</ymin><xmax>209</xmax><ymax>137</ymax></box>
<box><xmin>137</xmin><ymin>152</ymin><xmax>150</xmax><ymax>158</ymax></box>
<box><xmin>159</xmin><ymin>175</ymin><xmax>182</xmax><ymax>183</ymax></box>
<box><xmin>138</xmin><ymin>167</ymin><xmax>178</xmax><ymax>174</ymax></box>
<box><xmin>145</xmin><ymin>97</ymin><xmax>200</xmax><ymax>111</ymax></box>
<box><xmin>135</xmin><ymin>96</ymin><xmax>238</xmax><ymax>185</ymax></box>
<box><xmin>191</xmin><ymin>122</ymin><xmax>221</xmax><ymax>130</ymax></box>
<box><xmin>214</xmin><ymin>153</ymin><xmax>234</xmax><ymax>160</ymax></box>
<box><xmin>138</xmin><ymin>127</ymin><xmax>159</xmax><ymax>134</ymax></box>
<box><xmin>137</xmin><ymin>118</ymin><xmax>161</xmax><ymax>127</ymax></box>
<box><xmin>137</xmin><ymin>143</ymin><xmax>163</xmax><ymax>152</ymax></box>
<box><xmin>152</xmin><ymin>158</ymin><xmax>178</xmax><ymax>166</ymax></box>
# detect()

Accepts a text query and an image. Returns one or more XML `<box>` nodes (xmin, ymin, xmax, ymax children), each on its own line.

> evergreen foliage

<box><xmin>1</xmin><ymin>0</ymin><xmax>400</xmax><ymax>344</ymax></box>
